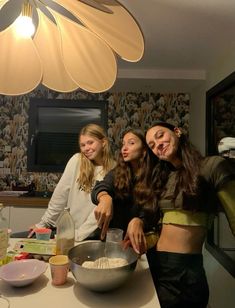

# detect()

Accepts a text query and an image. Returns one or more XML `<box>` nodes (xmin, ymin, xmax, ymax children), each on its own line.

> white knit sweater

<box><xmin>36</xmin><ymin>153</ymin><xmax>105</xmax><ymax>241</ymax></box>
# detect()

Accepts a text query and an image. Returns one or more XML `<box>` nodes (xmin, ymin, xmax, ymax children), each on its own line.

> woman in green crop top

<box><xmin>124</xmin><ymin>121</ymin><xmax>235</xmax><ymax>308</ymax></box>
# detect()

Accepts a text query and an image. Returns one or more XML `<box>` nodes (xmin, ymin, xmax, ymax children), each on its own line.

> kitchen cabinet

<box><xmin>8</xmin><ymin>206</ymin><xmax>46</xmax><ymax>232</ymax></box>
<box><xmin>0</xmin><ymin>196</ymin><xmax>48</xmax><ymax>233</ymax></box>
<box><xmin>1</xmin><ymin>205</ymin><xmax>10</xmax><ymax>226</ymax></box>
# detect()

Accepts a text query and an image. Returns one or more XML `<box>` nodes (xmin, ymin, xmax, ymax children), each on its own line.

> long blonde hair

<box><xmin>77</xmin><ymin>123</ymin><xmax>114</xmax><ymax>192</ymax></box>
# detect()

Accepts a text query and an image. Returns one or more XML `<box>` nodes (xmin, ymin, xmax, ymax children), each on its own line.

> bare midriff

<box><xmin>156</xmin><ymin>223</ymin><xmax>206</xmax><ymax>254</ymax></box>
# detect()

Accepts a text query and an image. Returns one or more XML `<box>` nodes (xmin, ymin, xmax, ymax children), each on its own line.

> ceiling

<box><xmin>115</xmin><ymin>0</ymin><xmax>235</xmax><ymax>91</ymax></box>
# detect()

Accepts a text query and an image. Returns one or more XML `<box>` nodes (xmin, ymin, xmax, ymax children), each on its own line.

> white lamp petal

<box><xmin>0</xmin><ymin>22</ymin><xmax>42</xmax><ymax>95</ymax></box>
<box><xmin>33</xmin><ymin>9</ymin><xmax>79</xmax><ymax>93</ymax></box>
<box><xmin>50</xmin><ymin>9</ymin><xmax>117</xmax><ymax>93</ymax></box>
<box><xmin>56</xmin><ymin>0</ymin><xmax>144</xmax><ymax>61</ymax></box>
<box><xmin>0</xmin><ymin>0</ymin><xmax>9</xmax><ymax>9</ymax></box>
<box><xmin>0</xmin><ymin>0</ymin><xmax>144</xmax><ymax>95</ymax></box>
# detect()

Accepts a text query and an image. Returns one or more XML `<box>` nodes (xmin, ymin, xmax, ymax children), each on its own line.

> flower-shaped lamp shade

<box><xmin>0</xmin><ymin>0</ymin><xmax>144</xmax><ymax>95</ymax></box>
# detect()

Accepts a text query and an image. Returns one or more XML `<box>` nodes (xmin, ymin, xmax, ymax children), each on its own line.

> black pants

<box><xmin>147</xmin><ymin>250</ymin><xmax>209</xmax><ymax>308</ymax></box>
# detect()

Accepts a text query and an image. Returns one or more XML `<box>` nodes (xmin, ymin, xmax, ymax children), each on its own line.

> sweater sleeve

<box><xmin>74</xmin><ymin>209</ymin><xmax>98</xmax><ymax>241</ymax></box>
<box><xmin>36</xmin><ymin>154</ymin><xmax>79</xmax><ymax>228</ymax></box>
<box><xmin>91</xmin><ymin>170</ymin><xmax>115</xmax><ymax>204</ymax></box>
<box><xmin>217</xmin><ymin>180</ymin><xmax>235</xmax><ymax>237</ymax></box>
<box><xmin>202</xmin><ymin>156</ymin><xmax>235</xmax><ymax>190</ymax></box>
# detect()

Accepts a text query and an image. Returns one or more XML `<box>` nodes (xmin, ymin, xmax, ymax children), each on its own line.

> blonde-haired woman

<box><xmin>78</xmin><ymin>123</ymin><xmax>114</xmax><ymax>192</ymax></box>
<box><xmin>28</xmin><ymin>123</ymin><xmax>115</xmax><ymax>241</ymax></box>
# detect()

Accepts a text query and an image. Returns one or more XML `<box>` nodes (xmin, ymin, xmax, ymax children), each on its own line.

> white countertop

<box><xmin>0</xmin><ymin>239</ymin><xmax>161</xmax><ymax>308</ymax></box>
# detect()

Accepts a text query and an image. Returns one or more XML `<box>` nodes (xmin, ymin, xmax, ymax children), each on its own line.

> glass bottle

<box><xmin>56</xmin><ymin>207</ymin><xmax>75</xmax><ymax>255</ymax></box>
<box><xmin>0</xmin><ymin>203</ymin><xmax>8</xmax><ymax>261</ymax></box>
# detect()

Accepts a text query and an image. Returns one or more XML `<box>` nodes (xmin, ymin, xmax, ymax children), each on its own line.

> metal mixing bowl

<box><xmin>68</xmin><ymin>240</ymin><xmax>138</xmax><ymax>292</ymax></box>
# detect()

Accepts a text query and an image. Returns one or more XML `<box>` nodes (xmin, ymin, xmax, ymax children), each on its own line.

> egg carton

<box><xmin>14</xmin><ymin>239</ymin><xmax>56</xmax><ymax>260</ymax></box>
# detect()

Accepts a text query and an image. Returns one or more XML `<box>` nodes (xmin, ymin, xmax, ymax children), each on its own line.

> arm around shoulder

<box><xmin>91</xmin><ymin>170</ymin><xmax>114</xmax><ymax>204</ymax></box>
<box><xmin>217</xmin><ymin>179</ymin><xmax>235</xmax><ymax>237</ymax></box>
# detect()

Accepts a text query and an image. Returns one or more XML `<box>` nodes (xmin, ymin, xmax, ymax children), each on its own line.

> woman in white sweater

<box><xmin>29</xmin><ymin>123</ymin><xmax>115</xmax><ymax>241</ymax></box>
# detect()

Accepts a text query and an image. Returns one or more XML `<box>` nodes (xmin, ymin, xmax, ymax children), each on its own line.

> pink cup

<box><xmin>35</xmin><ymin>228</ymin><xmax>52</xmax><ymax>241</ymax></box>
<box><xmin>49</xmin><ymin>255</ymin><xmax>69</xmax><ymax>286</ymax></box>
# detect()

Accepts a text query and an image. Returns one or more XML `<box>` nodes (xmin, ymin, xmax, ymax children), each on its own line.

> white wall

<box><xmin>204</xmin><ymin>247</ymin><xmax>235</xmax><ymax>308</ymax></box>
<box><xmin>206</xmin><ymin>50</ymin><xmax>235</xmax><ymax>90</ymax></box>
<box><xmin>189</xmin><ymin>82</ymin><xmax>206</xmax><ymax>154</ymax></box>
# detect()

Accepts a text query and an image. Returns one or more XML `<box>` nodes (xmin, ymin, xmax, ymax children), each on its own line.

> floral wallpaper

<box><xmin>0</xmin><ymin>87</ymin><xmax>190</xmax><ymax>191</ymax></box>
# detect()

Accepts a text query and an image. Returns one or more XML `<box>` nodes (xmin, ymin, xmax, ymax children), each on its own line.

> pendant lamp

<box><xmin>0</xmin><ymin>0</ymin><xmax>144</xmax><ymax>95</ymax></box>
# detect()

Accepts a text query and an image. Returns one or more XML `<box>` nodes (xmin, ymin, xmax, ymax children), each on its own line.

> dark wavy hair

<box><xmin>147</xmin><ymin>121</ymin><xmax>204</xmax><ymax>211</ymax></box>
<box><xmin>113</xmin><ymin>128</ymin><xmax>158</xmax><ymax>207</ymax></box>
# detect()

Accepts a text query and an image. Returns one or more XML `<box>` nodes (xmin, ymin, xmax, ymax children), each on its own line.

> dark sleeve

<box><xmin>91</xmin><ymin>170</ymin><xmax>115</xmax><ymax>204</ymax></box>
<box><xmin>217</xmin><ymin>180</ymin><xmax>235</xmax><ymax>237</ymax></box>
<box><xmin>202</xmin><ymin>156</ymin><xmax>235</xmax><ymax>191</ymax></box>
<box><xmin>138</xmin><ymin>209</ymin><xmax>149</xmax><ymax>231</ymax></box>
<box><xmin>138</xmin><ymin>206</ymin><xmax>160</xmax><ymax>232</ymax></box>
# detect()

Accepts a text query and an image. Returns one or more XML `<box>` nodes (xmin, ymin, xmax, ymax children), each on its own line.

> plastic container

<box><xmin>35</xmin><ymin>228</ymin><xmax>52</xmax><ymax>241</ymax></box>
<box><xmin>106</xmin><ymin>228</ymin><xmax>124</xmax><ymax>242</ymax></box>
<box><xmin>0</xmin><ymin>203</ymin><xmax>8</xmax><ymax>261</ymax></box>
<box><xmin>56</xmin><ymin>208</ymin><xmax>75</xmax><ymax>255</ymax></box>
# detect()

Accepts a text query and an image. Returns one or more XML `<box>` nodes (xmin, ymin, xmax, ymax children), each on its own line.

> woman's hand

<box><xmin>94</xmin><ymin>193</ymin><xmax>113</xmax><ymax>240</ymax></box>
<box><xmin>27</xmin><ymin>225</ymin><xmax>36</xmax><ymax>238</ymax></box>
<box><xmin>123</xmin><ymin>217</ymin><xmax>147</xmax><ymax>254</ymax></box>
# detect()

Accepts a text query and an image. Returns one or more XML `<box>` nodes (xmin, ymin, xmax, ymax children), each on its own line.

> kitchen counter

<box><xmin>0</xmin><ymin>195</ymin><xmax>49</xmax><ymax>207</ymax></box>
<box><xmin>0</xmin><ymin>239</ymin><xmax>161</xmax><ymax>308</ymax></box>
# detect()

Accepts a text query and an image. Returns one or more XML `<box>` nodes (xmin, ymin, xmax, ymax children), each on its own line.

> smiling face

<box><xmin>146</xmin><ymin>125</ymin><xmax>181</xmax><ymax>166</ymax></box>
<box><xmin>79</xmin><ymin>134</ymin><xmax>105</xmax><ymax>165</ymax></box>
<box><xmin>121</xmin><ymin>132</ymin><xmax>145</xmax><ymax>164</ymax></box>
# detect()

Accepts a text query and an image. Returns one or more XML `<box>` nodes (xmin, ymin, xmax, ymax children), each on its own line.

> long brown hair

<box><xmin>77</xmin><ymin>123</ymin><xmax>115</xmax><ymax>192</ymax></box>
<box><xmin>113</xmin><ymin>128</ymin><xmax>157</xmax><ymax>205</ymax></box>
<box><xmin>148</xmin><ymin>121</ymin><xmax>204</xmax><ymax>210</ymax></box>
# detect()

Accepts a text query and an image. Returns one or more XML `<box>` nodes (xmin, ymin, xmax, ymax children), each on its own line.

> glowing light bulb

<box><xmin>15</xmin><ymin>15</ymin><xmax>35</xmax><ymax>38</ymax></box>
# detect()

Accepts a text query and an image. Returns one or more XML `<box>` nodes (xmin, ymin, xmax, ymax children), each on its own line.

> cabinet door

<box><xmin>2</xmin><ymin>206</ymin><xmax>10</xmax><ymax>228</ymax></box>
<box><xmin>9</xmin><ymin>206</ymin><xmax>46</xmax><ymax>232</ymax></box>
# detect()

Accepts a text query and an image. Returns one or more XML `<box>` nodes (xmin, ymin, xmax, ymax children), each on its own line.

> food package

<box><xmin>14</xmin><ymin>239</ymin><xmax>56</xmax><ymax>259</ymax></box>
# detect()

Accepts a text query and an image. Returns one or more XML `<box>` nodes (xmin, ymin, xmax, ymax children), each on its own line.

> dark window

<box><xmin>27</xmin><ymin>98</ymin><xmax>108</xmax><ymax>172</ymax></box>
<box><xmin>206</xmin><ymin>72</ymin><xmax>235</xmax><ymax>277</ymax></box>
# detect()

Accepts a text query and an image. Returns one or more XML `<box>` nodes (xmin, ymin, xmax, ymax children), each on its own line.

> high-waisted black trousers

<box><xmin>147</xmin><ymin>250</ymin><xmax>209</xmax><ymax>308</ymax></box>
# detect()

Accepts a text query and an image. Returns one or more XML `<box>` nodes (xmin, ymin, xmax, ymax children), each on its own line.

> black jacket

<box><xmin>91</xmin><ymin>170</ymin><xmax>139</xmax><ymax>233</ymax></box>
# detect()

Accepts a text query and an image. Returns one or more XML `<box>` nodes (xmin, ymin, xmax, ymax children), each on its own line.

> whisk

<box><xmin>96</xmin><ymin>256</ymin><xmax>110</xmax><ymax>269</ymax></box>
<box><xmin>96</xmin><ymin>243</ymin><xmax>110</xmax><ymax>269</ymax></box>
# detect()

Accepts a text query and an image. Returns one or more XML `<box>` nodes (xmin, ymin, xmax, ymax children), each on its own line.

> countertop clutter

<box><xmin>0</xmin><ymin>239</ymin><xmax>161</xmax><ymax>308</ymax></box>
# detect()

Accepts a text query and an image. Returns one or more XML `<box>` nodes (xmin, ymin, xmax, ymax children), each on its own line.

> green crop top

<box><xmin>158</xmin><ymin>156</ymin><xmax>235</xmax><ymax>232</ymax></box>
<box><xmin>161</xmin><ymin>209</ymin><xmax>214</xmax><ymax>228</ymax></box>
